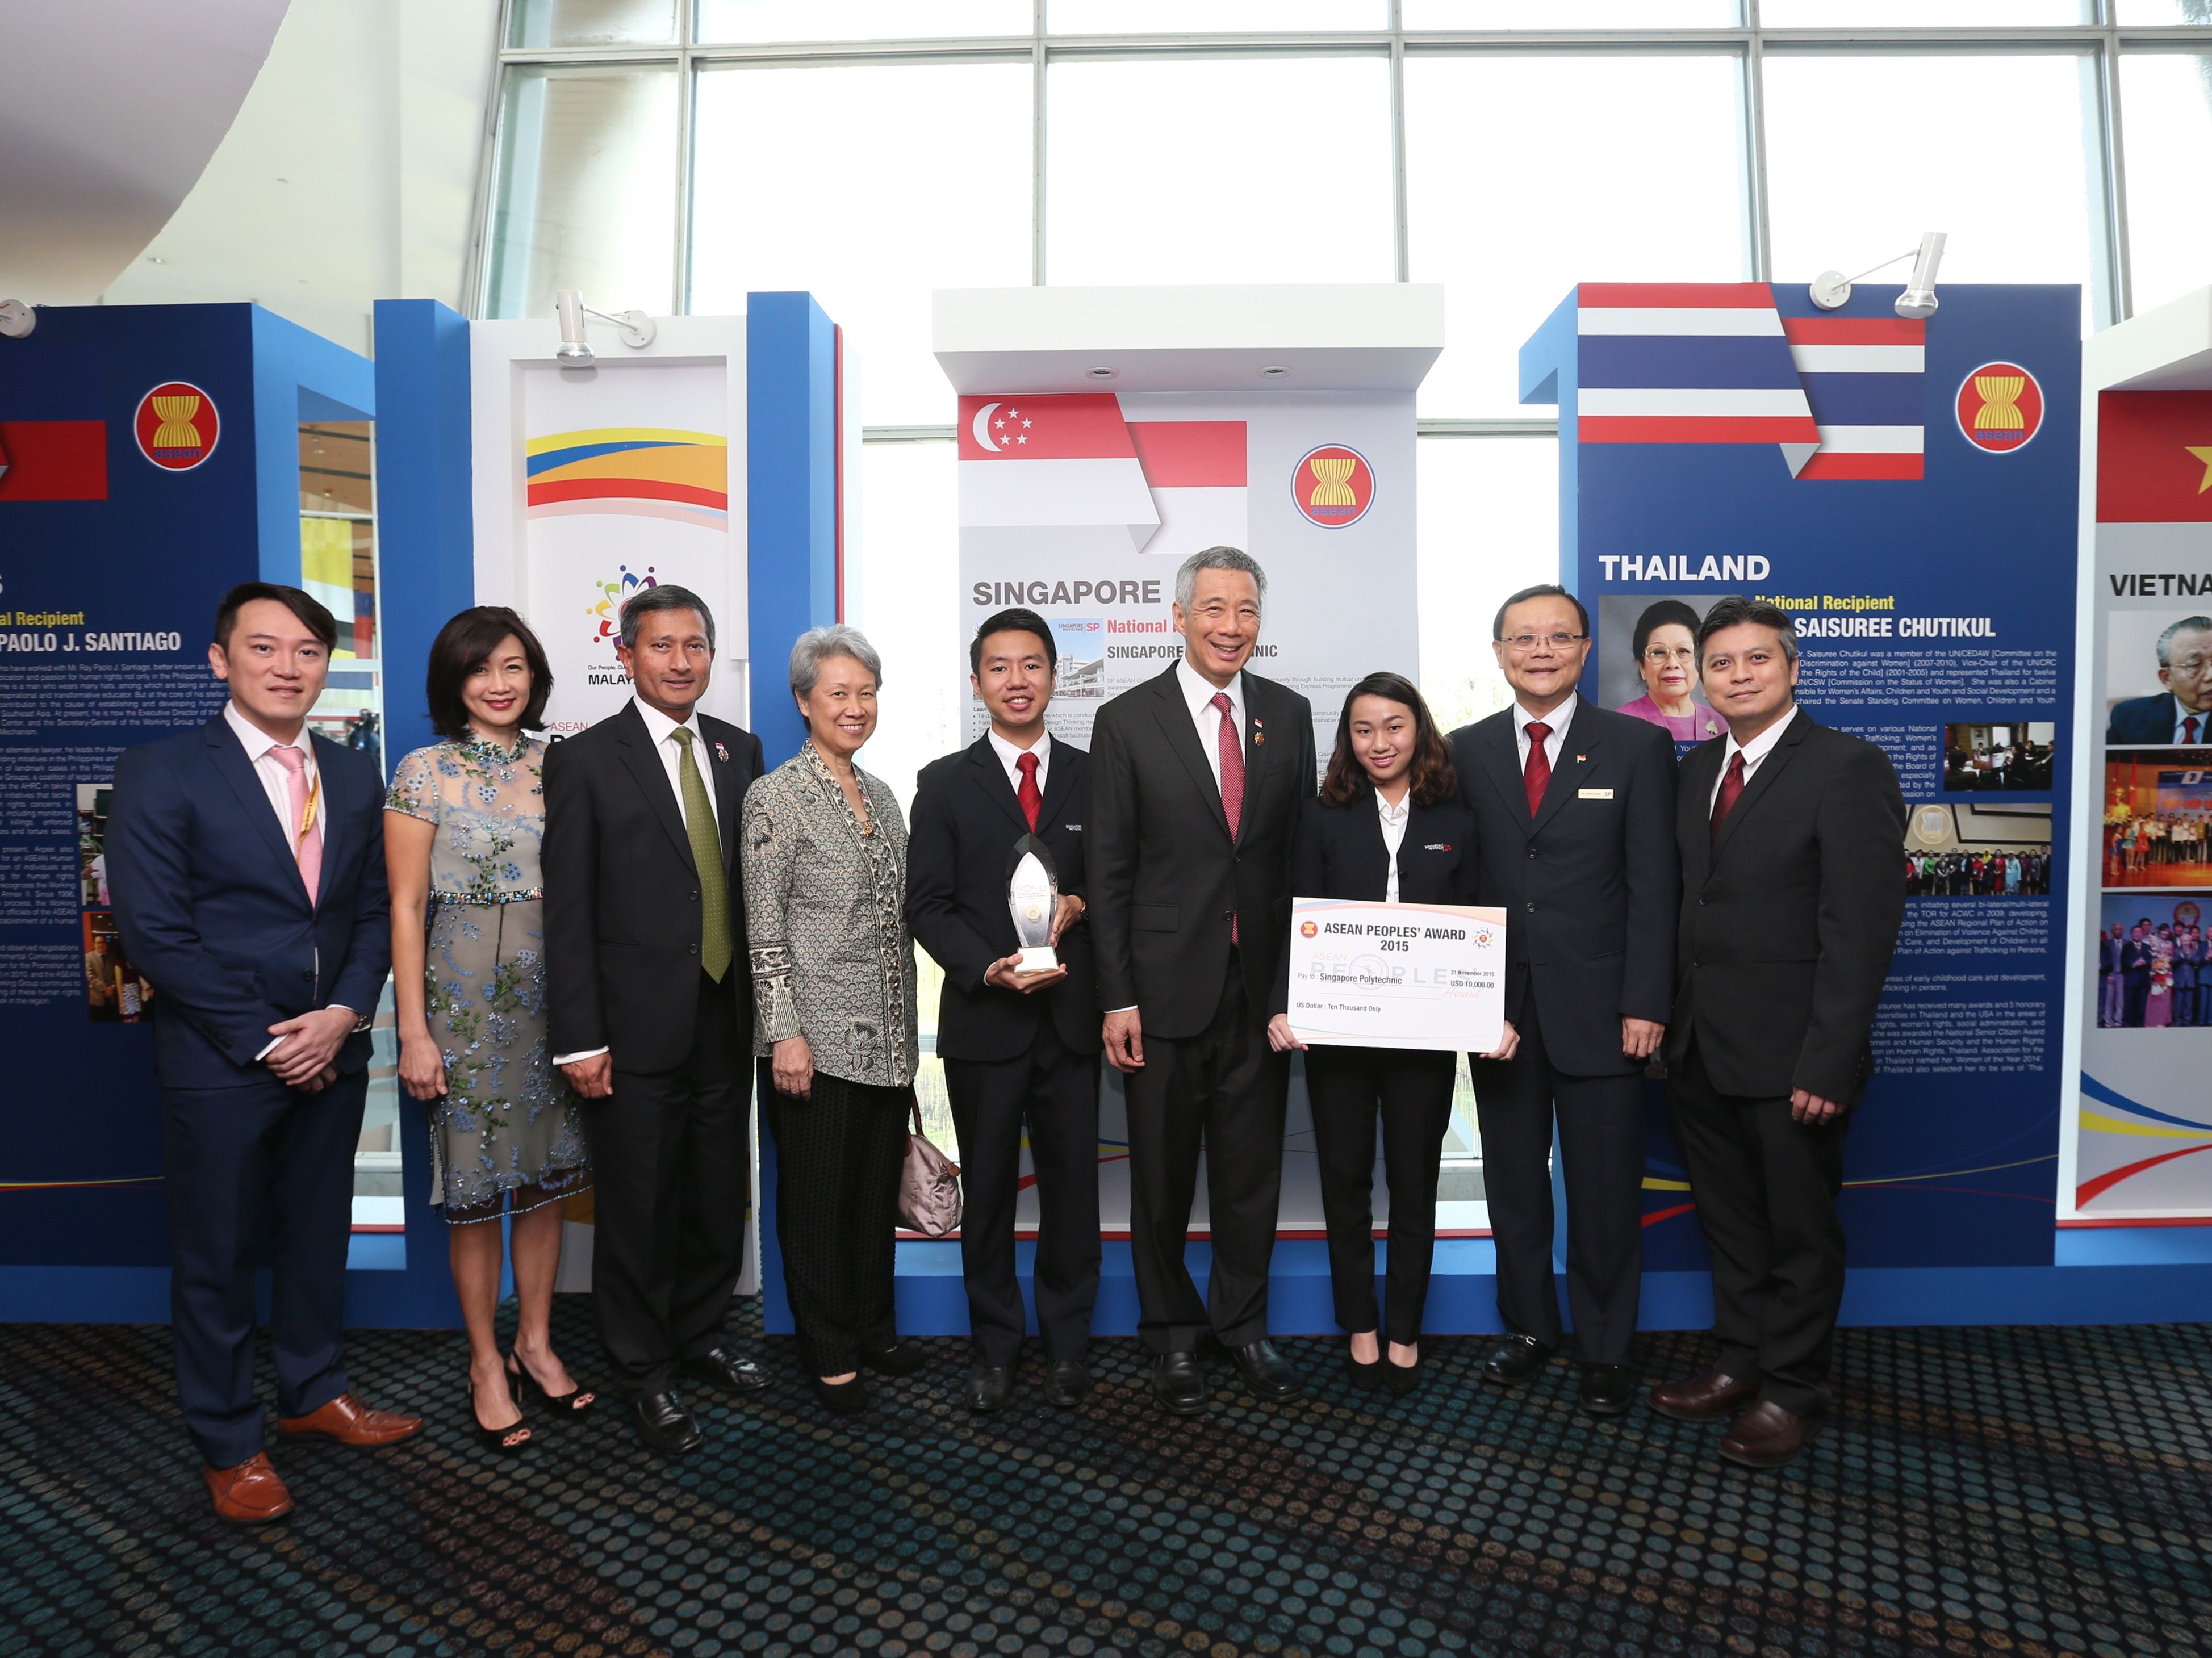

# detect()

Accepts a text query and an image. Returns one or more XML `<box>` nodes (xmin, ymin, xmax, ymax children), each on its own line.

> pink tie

<box><xmin>1211</xmin><ymin>692</ymin><xmax>1244</xmax><ymax>942</ymax></box>
<box><xmin>270</xmin><ymin>744</ymin><xmax>321</xmax><ymax>905</ymax></box>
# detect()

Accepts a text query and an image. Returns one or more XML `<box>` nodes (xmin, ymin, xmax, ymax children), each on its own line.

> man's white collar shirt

<box><xmin>1176</xmin><ymin>658</ymin><xmax>1245</xmax><ymax>792</ymax></box>
<box><xmin>1710</xmin><ymin>705</ymin><xmax>1801</xmax><ymax>811</ymax></box>
<box><xmin>986</xmin><ymin>727</ymin><xmax>1051</xmax><ymax>797</ymax></box>
<box><xmin>1376</xmin><ymin>788</ymin><xmax>1411</xmax><ymax>903</ymax></box>
<box><xmin>633</xmin><ymin>695</ymin><xmax>717</xmax><ymax>831</ymax></box>
<box><xmin>1512</xmin><ymin>693</ymin><xmax>1577</xmax><ymax>773</ymax></box>
<box><xmin>2175</xmin><ymin>705</ymin><xmax>2211</xmax><ymax>745</ymax></box>
<box><xmin>225</xmin><ymin>700</ymin><xmax>319</xmax><ymax>844</ymax></box>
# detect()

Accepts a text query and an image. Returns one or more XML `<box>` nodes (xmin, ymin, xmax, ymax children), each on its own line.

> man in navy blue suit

<box><xmin>110</xmin><ymin>584</ymin><xmax>418</xmax><ymax>1526</ymax></box>
<box><xmin>2107</xmin><ymin>617</ymin><xmax>2212</xmax><ymax>744</ymax></box>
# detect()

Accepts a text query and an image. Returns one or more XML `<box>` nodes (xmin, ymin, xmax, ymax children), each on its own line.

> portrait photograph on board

<box><xmin>1594</xmin><ymin>593</ymin><xmax>1725</xmax><ymax>751</ymax></box>
<box><xmin>1943</xmin><ymin>721</ymin><xmax>2055</xmax><ymax>793</ymax></box>
<box><xmin>2104</xmin><ymin>609</ymin><xmax>2212</xmax><ymax>747</ymax></box>
<box><xmin>1903</xmin><ymin>802</ymin><xmax>2053</xmax><ymax>896</ymax></box>
<box><xmin>2101</xmin><ymin>749</ymin><xmax>2212</xmax><ymax>887</ymax></box>
<box><xmin>2093</xmin><ymin>891</ymin><xmax>2212</xmax><ymax>1031</ymax></box>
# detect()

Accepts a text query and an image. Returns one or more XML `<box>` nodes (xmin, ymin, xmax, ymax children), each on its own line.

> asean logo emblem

<box><xmin>1294</xmin><ymin>444</ymin><xmax>1374</xmax><ymax>529</ymax></box>
<box><xmin>1954</xmin><ymin>363</ymin><xmax>2043</xmax><ymax>454</ymax></box>
<box><xmin>1299</xmin><ymin>920</ymin><xmax>1319</xmax><ymax>939</ymax></box>
<box><xmin>134</xmin><ymin>382</ymin><xmax>219</xmax><ymax>470</ymax></box>
<box><xmin>1910</xmin><ymin>805</ymin><xmax>1953</xmax><ymax>847</ymax></box>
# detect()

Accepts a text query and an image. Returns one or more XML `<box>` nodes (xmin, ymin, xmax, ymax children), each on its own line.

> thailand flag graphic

<box><xmin>1573</xmin><ymin>283</ymin><xmax>1923</xmax><ymax>481</ymax></box>
<box><xmin>958</xmin><ymin>395</ymin><xmax>1246</xmax><ymax>556</ymax></box>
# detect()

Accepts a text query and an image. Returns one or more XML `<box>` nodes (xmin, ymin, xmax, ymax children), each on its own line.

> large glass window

<box><xmin>691</xmin><ymin>59</ymin><xmax>1032</xmax><ymax>424</ymax></box>
<box><xmin>696</xmin><ymin>1</ymin><xmax>1031</xmax><ymax>42</ymax></box>
<box><xmin>1045</xmin><ymin>55</ymin><xmax>1395</xmax><ymax>286</ymax></box>
<box><xmin>508</xmin><ymin>0</ymin><xmax>676</xmax><ymax>48</ymax></box>
<box><xmin>1052</xmin><ymin>1</ymin><xmax>1386</xmax><ymax>30</ymax></box>
<box><xmin>1415</xmin><ymin>435</ymin><xmax>1558</xmax><ymax>734</ymax></box>
<box><xmin>1404</xmin><ymin>52</ymin><xmax>1743</xmax><ymax>416</ymax></box>
<box><xmin>485</xmin><ymin>64</ymin><xmax>679</xmax><ymax>321</ymax></box>
<box><xmin>1763</xmin><ymin>53</ymin><xmax>2096</xmax><ymax>325</ymax></box>
<box><xmin>2119</xmin><ymin>52</ymin><xmax>2212</xmax><ymax>318</ymax></box>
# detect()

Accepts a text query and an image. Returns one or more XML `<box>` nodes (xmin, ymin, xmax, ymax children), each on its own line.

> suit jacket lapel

<box><xmin>1680</xmin><ymin>741</ymin><xmax>1719</xmax><ymax>887</ymax></box>
<box><xmin>1237</xmin><ymin>678</ymin><xmax>1273</xmax><ymax>845</ymax></box>
<box><xmin>1036</xmin><ymin>744</ymin><xmax>1081</xmax><ymax>834</ymax></box>
<box><xmin>1528</xmin><ymin>702</ymin><xmax>1604</xmax><ymax>837</ymax></box>
<box><xmin>311</xmin><ymin>737</ymin><xmax>345</xmax><ymax>906</ymax></box>
<box><xmin>967</xmin><ymin>738</ymin><xmax>1034</xmax><ymax>839</ymax></box>
<box><xmin>707</xmin><ymin>727</ymin><xmax>742</xmax><ymax>871</ymax></box>
<box><xmin>207</xmin><ymin>719</ymin><xmax>311</xmax><ymax>906</ymax></box>
<box><xmin>1149</xmin><ymin>669</ymin><xmax>1232</xmax><ymax>841</ymax></box>
<box><xmin>1477</xmin><ymin>714</ymin><xmax>1530</xmax><ymax>827</ymax></box>
<box><xmin>614</xmin><ymin>703</ymin><xmax>697</xmax><ymax>874</ymax></box>
<box><xmin>1711</xmin><ymin>711</ymin><xmax>1807</xmax><ymax>864</ymax></box>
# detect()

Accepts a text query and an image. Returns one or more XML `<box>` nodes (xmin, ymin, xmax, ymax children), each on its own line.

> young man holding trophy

<box><xmin>906</xmin><ymin>608</ymin><xmax>1101</xmax><ymax>1413</ymax></box>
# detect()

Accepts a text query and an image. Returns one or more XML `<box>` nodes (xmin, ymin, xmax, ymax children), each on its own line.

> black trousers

<box><xmin>162</xmin><ymin>1068</ymin><xmax>366</xmax><ymax>1469</ymax></box>
<box><xmin>943</xmin><ymin>1020</ymin><xmax>1101</xmax><ymax>1367</ymax></box>
<box><xmin>1469</xmin><ymin>998</ymin><xmax>1645</xmax><ymax>1366</ymax></box>
<box><xmin>1666</xmin><ymin>1037</ymin><xmax>1850</xmax><ymax>1417</ymax></box>
<box><xmin>1305</xmin><ymin>1044</ymin><xmax>1456</xmax><ymax>1345</ymax></box>
<box><xmin>763</xmin><ymin>1070</ymin><xmax>909</xmax><ymax>1378</ymax></box>
<box><xmin>1124</xmin><ymin>951</ymin><xmax>1290</xmax><ymax>1354</ymax></box>
<box><xmin>584</xmin><ymin>972</ymin><xmax>751</xmax><ymax>1399</ymax></box>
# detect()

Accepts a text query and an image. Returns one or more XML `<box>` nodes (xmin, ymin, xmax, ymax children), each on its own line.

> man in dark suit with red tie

<box><xmin>1657</xmin><ymin>596</ymin><xmax>1906</xmax><ymax>1468</ymax></box>
<box><xmin>1449</xmin><ymin>584</ymin><xmax>1679</xmax><ymax>1417</ymax></box>
<box><xmin>908</xmin><ymin>608</ymin><xmax>1102</xmax><ymax>1414</ymax></box>
<box><xmin>1089</xmin><ymin>547</ymin><xmax>1316</xmax><ymax>1414</ymax></box>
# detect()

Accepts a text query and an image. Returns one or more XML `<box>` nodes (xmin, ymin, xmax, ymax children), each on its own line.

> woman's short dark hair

<box><xmin>214</xmin><ymin>581</ymin><xmax>337</xmax><ymax>653</ymax></box>
<box><xmin>1322</xmin><ymin>672</ymin><xmax>1457</xmax><ymax>807</ymax></box>
<box><xmin>425</xmin><ymin>606</ymin><xmax>553</xmax><ymax>742</ymax></box>
<box><xmin>1630</xmin><ymin>598</ymin><xmax>1702</xmax><ymax>663</ymax></box>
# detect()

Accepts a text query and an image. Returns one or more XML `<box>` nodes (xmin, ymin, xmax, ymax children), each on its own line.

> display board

<box><xmin>955</xmin><ymin>388</ymin><xmax>1416</xmax><ymax>761</ymax></box>
<box><xmin>1523</xmin><ymin>280</ymin><xmax>2081</xmax><ymax>1271</ymax></box>
<box><xmin>2072</xmin><ymin>388</ymin><xmax>2212</xmax><ymax>1219</ymax></box>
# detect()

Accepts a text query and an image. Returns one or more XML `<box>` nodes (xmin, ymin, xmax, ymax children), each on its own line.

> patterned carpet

<box><xmin>3</xmin><ymin>1300</ymin><xmax>2209</xmax><ymax>1658</ymax></box>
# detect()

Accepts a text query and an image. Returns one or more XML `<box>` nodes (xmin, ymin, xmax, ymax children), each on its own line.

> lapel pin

<box><xmin>714</xmin><ymin>741</ymin><xmax>730</xmax><ymax>762</ymax></box>
<box><xmin>1253</xmin><ymin>732</ymin><xmax>1266</xmax><ymax>745</ymax></box>
<box><xmin>1576</xmin><ymin>755</ymin><xmax>1587</xmax><ymax>763</ymax></box>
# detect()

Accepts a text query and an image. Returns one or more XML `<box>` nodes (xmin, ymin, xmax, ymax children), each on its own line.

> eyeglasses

<box><xmin>1641</xmin><ymin>646</ymin><xmax>1696</xmax><ymax>665</ymax></box>
<box><xmin>1500</xmin><ymin>632</ymin><xmax>1587</xmax><ymax>652</ymax></box>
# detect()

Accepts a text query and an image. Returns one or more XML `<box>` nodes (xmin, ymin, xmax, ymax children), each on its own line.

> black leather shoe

<box><xmin>1579</xmin><ymin>1363</ymin><xmax>1636</xmax><ymax>1417</ymax></box>
<box><xmin>809</xmin><ymin>1375</ymin><xmax>870</xmax><ymax>1416</ymax></box>
<box><xmin>1042</xmin><ymin>1359</ymin><xmax>1090</xmax><ymax>1409</ymax></box>
<box><xmin>1151</xmin><ymin>1350</ymin><xmax>1207</xmax><ymax>1416</ymax></box>
<box><xmin>629</xmin><ymin>1391</ymin><xmax>701</xmax><ymax>1455</ymax></box>
<box><xmin>1230</xmin><ymin>1340</ymin><xmax>1305</xmax><ymax>1402</ymax></box>
<box><xmin>1482</xmin><ymin>1334</ymin><xmax>1554</xmax><ymax>1384</ymax></box>
<box><xmin>966</xmin><ymin>1366</ymin><xmax>1012</xmax><ymax>1414</ymax></box>
<box><xmin>862</xmin><ymin>1342</ymin><xmax>927</xmax><ymax>1378</ymax></box>
<box><xmin>680</xmin><ymin>1346</ymin><xmax>771</xmax><ymax>1395</ymax></box>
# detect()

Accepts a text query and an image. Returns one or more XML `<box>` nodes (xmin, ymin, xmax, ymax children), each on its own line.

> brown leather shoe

<box><xmin>1649</xmin><ymin>1370</ymin><xmax>1758</xmax><ymax>1422</ymax></box>
<box><xmin>276</xmin><ymin>1392</ymin><xmax>424</xmax><ymax>1447</ymax></box>
<box><xmin>203</xmin><ymin>1452</ymin><xmax>293</xmax><ymax>1525</ymax></box>
<box><xmin>1718</xmin><ymin>1399</ymin><xmax>1813</xmax><ymax>1468</ymax></box>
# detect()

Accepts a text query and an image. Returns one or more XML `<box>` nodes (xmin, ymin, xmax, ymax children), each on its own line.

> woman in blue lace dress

<box><xmin>386</xmin><ymin>608</ymin><xmax>593</xmax><ymax>1452</ymax></box>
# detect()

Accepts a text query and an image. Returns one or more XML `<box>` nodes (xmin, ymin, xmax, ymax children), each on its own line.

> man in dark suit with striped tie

<box><xmin>1657</xmin><ymin>596</ymin><xmax>1905</xmax><ymax>1469</ymax></box>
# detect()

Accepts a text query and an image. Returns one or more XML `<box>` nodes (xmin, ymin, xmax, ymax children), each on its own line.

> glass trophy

<box><xmin>1007</xmin><ymin>833</ymin><xmax>1060</xmax><ymax>974</ymax></box>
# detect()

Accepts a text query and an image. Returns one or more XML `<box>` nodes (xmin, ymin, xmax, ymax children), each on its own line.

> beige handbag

<box><xmin>898</xmin><ymin>1094</ymin><xmax>963</xmax><ymax>1237</ymax></box>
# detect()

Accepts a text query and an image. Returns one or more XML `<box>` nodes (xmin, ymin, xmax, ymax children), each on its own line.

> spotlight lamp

<box><xmin>1808</xmin><ymin>232</ymin><xmax>1947</xmax><ymax>319</ymax></box>
<box><xmin>554</xmin><ymin>289</ymin><xmax>657</xmax><ymax>365</ymax></box>
<box><xmin>0</xmin><ymin>299</ymin><xmax>35</xmax><ymax>340</ymax></box>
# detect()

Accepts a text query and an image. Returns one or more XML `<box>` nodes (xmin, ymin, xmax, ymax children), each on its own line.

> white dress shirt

<box><xmin>1512</xmin><ymin>693</ymin><xmax>1577</xmax><ymax>775</ymax></box>
<box><xmin>1176</xmin><ymin>658</ymin><xmax>1245</xmax><ymax>791</ymax></box>
<box><xmin>553</xmin><ymin>696</ymin><xmax>720</xmax><ymax>1067</ymax></box>
<box><xmin>2175</xmin><ymin>705</ymin><xmax>2212</xmax><ymax>745</ymax></box>
<box><xmin>632</xmin><ymin>694</ymin><xmax>720</xmax><ymax>834</ymax></box>
<box><xmin>987</xmin><ymin>726</ymin><xmax>1051</xmax><ymax>798</ymax></box>
<box><xmin>1376</xmin><ymin>786</ymin><xmax>1411</xmax><ymax>903</ymax></box>
<box><xmin>1709</xmin><ymin>705</ymin><xmax>1801</xmax><ymax>813</ymax></box>
<box><xmin>223</xmin><ymin>701</ymin><xmax>352</xmax><ymax>1055</ymax></box>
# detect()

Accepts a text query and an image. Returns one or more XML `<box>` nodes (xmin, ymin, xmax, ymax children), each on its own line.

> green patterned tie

<box><xmin>671</xmin><ymin>728</ymin><xmax>731</xmax><ymax>981</ymax></box>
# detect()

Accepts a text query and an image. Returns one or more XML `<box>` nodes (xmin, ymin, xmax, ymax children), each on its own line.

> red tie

<box><xmin>1523</xmin><ymin>721</ymin><xmax>1551</xmax><ymax>818</ymax></box>
<box><xmin>1211</xmin><ymin>692</ymin><xmax>1244</xmax><ymax>941</ymax></box>
<box><xmin>1711</xmin><ymin>752</ymin><xmax>1746</xmax><ymax>844</ymax></box>
<box><xmin>2187</xmin><ymin>716</ymin><xmax>2201</xmax><ymax>746</ymax></box>
<box><xmin>1015</xmin><ymin>750</ymin><xmax>1041</xmax><ymax>831</ymax></box>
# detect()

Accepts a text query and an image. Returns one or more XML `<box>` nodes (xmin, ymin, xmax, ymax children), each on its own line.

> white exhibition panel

<box><xmin>469</xmin><ymin>316</ymin><xmax>750</xmax><ymax>736</ymax></box>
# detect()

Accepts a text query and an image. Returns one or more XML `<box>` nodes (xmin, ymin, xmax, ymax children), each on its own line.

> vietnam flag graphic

<box><xmin>2098</xmin><ymin>391</ymin><xmax>2212</xmax><ymax>523</ymax></box>
<box><xmin>0</xmin><ymin>421</ymin><xmax>108</xmax><ymax>501</ymax></box>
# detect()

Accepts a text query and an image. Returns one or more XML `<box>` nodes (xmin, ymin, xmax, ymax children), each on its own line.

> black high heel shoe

<box><xmin>1345</xmin><ymin>1337</ymin><xmax>1386</xmax><ymax>1391</ymax></box>
<box><xmin>508</xmin><ymin>1350</ymin><xmax>596</xmax><ymax>1421</ymax></box>
<box><xmin>467</xmin><ymin>1376</ymin><xmax>533</xmax><ymax>1455</ymax></box>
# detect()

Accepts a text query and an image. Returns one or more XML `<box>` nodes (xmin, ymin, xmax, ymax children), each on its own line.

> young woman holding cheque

<box><xmin>1267</xmin><ymin>673</ymin><xmax>1518</xmax><ymax>1392</ymax></box>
